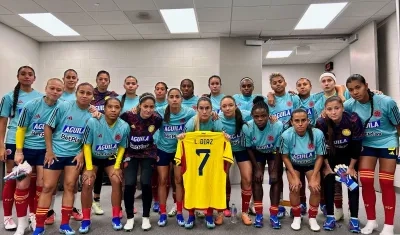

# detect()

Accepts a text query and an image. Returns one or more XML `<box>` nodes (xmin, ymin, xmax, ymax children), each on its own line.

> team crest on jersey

<box><xmin>67</xmin><ymin>116</ymin><xmax>72</xmax><ymax>120</ymax></box>
<box><xmin>131</xmin><ymin>124</ymin><xmax>135</xmax><ymax>129</ymax></box>
<box><xmin>287</xmin><ymin>101</ymin><xmax>292</xmax><ymax>107</ymax></box>
<box><xmin>148</xmin><ymin>125</ymin><xmax>155</xmax><ymax>133</ymax></box>
<box><xmin>342</xmin><ymin>129</ymin><xmax>351</xmax><ymax>136</ymax></box>
<box><xmin>6</xmin><ymin>149</ymin><xmax>12</xmax><ymax>155</ymax></box>
<box><xmin>252</xmin><ymin>137</ymin><xmax>256</xmax><ymax>141</ymax></box>
<box><xmin>309</xmin><ymin>101</ymin><xmax>314</xmax><ymax>107</ymax></box>
<box><xmin>98</xmin><ymin>134</ymin><xmax>102</xmax><ymax>138</ymax></box>
<box><xmin>192</xmin><ymin>105</ymin><xmax>196</xmax><ymax>110</ymax></box>
<box><xmin>115</xmin><ymin>134</ymin><xmax>121</xmax><ymax>141</ymax></box>
<box><xmin>374</xmin><ymin>110</ymin><xmax>381</xmax><ymax>117</ymax></box>
<box><xmin>180</xmin><ymin>118</ymin><xmax>186</xmax><ymax>123</ymax></box>
<box><xmin>18</xmin><ymin>100</ymin><xmax>23</xmax><ymax>104</ymax></box>
<box><xmin>34</xmin><ymin>114</ymin><xmax>41</xmax><ymax>119</ymax></box>
<box><xmin>308</xmin><ymin>143</ymin><xmax>314</xmax><ymax>150</ymax></box>
<box><xmin>267</xmin><ymin>135</ymin><xmax>274</xmax><ymax>141</ymax></box>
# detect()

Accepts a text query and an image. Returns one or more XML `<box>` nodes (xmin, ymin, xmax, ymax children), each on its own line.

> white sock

<box><xmin>17</xmin><ymin>216</ymin><xmax>28</xmax><ymax>229</ymax></box>
<box><xmin>50</xmin><ymin>195</ymin><xmax>55</xmax><ymax>210</ymax></box>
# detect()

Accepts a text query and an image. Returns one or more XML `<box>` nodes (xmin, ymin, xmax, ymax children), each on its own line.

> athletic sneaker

<box><xmin>72</xmin><ymin>208</ymin><xmax>83</xmax><ymax>221</ymax></box>
<box><xmin>141</xmin><ymin>217</ymin><xmax>151</xmax><ymax>231</ymax></box>
<box><xmin>158</xmin><ymin>214</ymin><xmax>167</xmax><ymax>227</ymax></box>
<box><xmin>15</xmin><ymin>217</ymin><xmax>29</xmax><ymax>235</ymax></box>
<box><xmin>29</xmin><ymin>213</ymin><xmax>36</xmax><ymax>231</ymax></box>
<box><xmin>112</xmin><ymin>217</ymin><xmax>123</xmax><ymax>231</ymax></box>
<box><xmin>92</xmin><ymin>201</ymin><xmax>104</xmax><ymax>215</ymax></box>
<box><xmin>214</xmin><ymin>212</ymin><xmax>224</xmax><ymax>225</ymax></box>
<box><xmin>223</xmin><ymin>208</ymin><xmax>231</xmax><ymax>217</ymax></box>
<box><xmin>323</xmin><ymin>215</ymin><xmax>336</xmax><ymax>231</ymax></box>
<box><xmin>78</xmin><ymin>220</ymin><xmax>91</xmax><ymax>234</ymax></box>
<box><xmin>176</xmin><ymin>214</ymin><xmax>185</xmax><ymax>227</ymax></box>
<box><xmin>32</xmin><ymin>227</ymin><xmax>45</xmax><ymax>235</ymax></box>
<box><xmin>124</xmin><ymin>218</ymin><xmax>134</xmax><ymax>232</ymax></box>
<box><xmin>153</xmin><ymin>201</ymin><xmax>160</xmax><ymax>213</ymax></box>
<box><xmin>254</xmin><ymin>214</ymin><xmax>263</xmax><ymax>228</ymax></box>
<box><xmin>205</xmin><ymin>216</ymin><xmax>215</xmax><ymax>229</ymax></box>
<box><xmin>270</xmin><ymin>215</ymin><xmax>281</xmax><ymax>229</ymax></box>
<box><xmin>184</xmin><ymin>215</ymin><xmax>195</xmax><ymax>229</ymax></box>
<box><xmin>241</xmin><ymin>212</ymin><xmax>252</xmax><ymax>225</ymax></box>
<box><xmin>349</xmin><ymin>217</ymin><xmax>361</xmax><ymax>233</ymax></box>
<box><xmin>45</xmin><ymin>211</ymin><xmax>55</xmax><ymax>225</ymax></box>
<box><xmin>167</xmin><ymin>205</ymin><xmax>177</xmax><ymax>217</ymax></box>
<box><xmin>59</xmin><ymin>224</ymin><xmax>76</xmax><ymax>235</ymax></box>
<box><xmin>4</xmin><ymin>216</ymin><xmax>17</xmax><ymax>230</ymax></box>
<box><xmin>277</xmin><ymin>206</ymin><xmax>286</xmax><ymax>218</ymax></box>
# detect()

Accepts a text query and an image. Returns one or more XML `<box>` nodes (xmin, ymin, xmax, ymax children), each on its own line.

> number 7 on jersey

<box><xmin>196</xmin><ymin>149</ymin><xmax>210</xmax><ymax>176</ymax></box>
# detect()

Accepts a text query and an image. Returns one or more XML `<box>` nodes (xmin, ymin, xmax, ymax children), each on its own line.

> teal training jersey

<box><xmin>233</xmin><ymin>94</ymin><xmax>266</xmax><ymax>111</ymax></box>
<box><xmin>17</xmin><ymin>97</ymin><xmax>61</xmax><ymax>149</ymax></box>
<box><xmin>185</xmin><ymin>116</ymin><xmax>224</xmax><ymax>132</ymax></box>
<box><xmin>82</xmin><ymin>116</ymin><xmax>130</xmax><ymax>159</ymax></box>
<box><xmin>46</xmin><ymin>101</ymin><xmax>92</xmax><ymax>157</ymax></box>
<box><xmin>210</xmin><ymin>94</ymin><xmax>225</xmax><ymax>113</ymax></box>
<box><xmin>299</xmin><ymin>92</ymin><xmax>324</xmax><ymax>126</ymax></box>
<box><xmin>268</xmin><ymin>92</ymin><xmax>301</xmax><ymax>128</ymax></box>
<box><xmin>280</xmin><ymin>127</ymin><xmax>327</xmax><ymax>166</ymax></box>
<box><xmin>60</xmin><ymin>91</ymin><xmax>76</xmax><ymax>101</ymax></box>
<box><xmin>182</xmin><ymin>96</ymin><xmax>199</xmax><ymax>110</ymax></box>
<box><xmin>242</xmin><ymin>120</ymin><xmax>284</xmax><ymax>153</ymax></box>
<box><xmin>344</xmin><ymin>95</ymin><xmax>400</xmax><ymax>148</ymax></box>
<box><xmin>219</xmin><ymin>110</ymin><xmax>251</xmax><ymax>152</ymax></box>
<box><xmin>156</xmin><ymin>100</ymin><xmax>168</xmax><ymax>108</ymax></box>
<box><xmin>156</xmin><ymin>106</ymin><xmax>196</xmax><ymax>153</ymax></box>
<box><xmin>117</xmin><ymin>95</ymin><xmax>139</xmax><ymax>114</ymax></box>
<box><xmin>0</xmin><ymin>90</ymin><xmax>43</xmax><ymax>144</ymax></box>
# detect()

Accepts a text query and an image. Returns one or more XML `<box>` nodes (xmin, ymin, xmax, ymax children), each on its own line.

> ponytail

<box><xmin>121</xmin><ymin>93</ymin><xmax>127</xmax><ymax>110</ymax></box>
<box><xmin>194</xmin><ymin>115</ymin><xmax>200</xmax><ymax>131</ymax></box>
<box><xmin>306</xmin><ymin>123</ymin><xmax>314</xmax><ymax>145</ymax></box>
<box><xmin>363</xmin><ymin>89</ymin><xmax>374</xmax><ymax>130</ymax></box>
<box><xmin>164</xmin><ymin>104</ymin><xmax>171</xmax><ymax>123</ymax></box>
<box><xmin>11</xmin><ymin>82</ymin><xmax>21</xmax><ymax>118</ymax></box>
<box><xmin>234</xmin><ymin>107</ymin><xmax>245</xmax><ymax>136</ymax></box>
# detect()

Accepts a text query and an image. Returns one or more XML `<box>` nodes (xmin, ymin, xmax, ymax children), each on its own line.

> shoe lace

<box><xmin>4</xmin><ymin>217</ymin><xmax>14</xmax><ymax>225</ymax></box>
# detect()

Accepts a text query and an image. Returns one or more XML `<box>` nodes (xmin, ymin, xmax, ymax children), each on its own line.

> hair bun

<box><xmin>253</xmin><ymin>96</ymin><xmax>265</xmax><ymax>105</ymax></box>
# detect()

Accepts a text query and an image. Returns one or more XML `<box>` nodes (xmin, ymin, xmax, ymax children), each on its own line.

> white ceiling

<box><xmin>0</xmin><ymin>0</ymin><xmax>395</xmax><ymax>65</ymax></box>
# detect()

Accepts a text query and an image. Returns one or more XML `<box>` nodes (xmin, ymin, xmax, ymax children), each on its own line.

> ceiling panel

<box><xmin>113</xmin><ymin>34</ymin><xmax>143</xmax><ymax>40</ymax></box>
<box><xmin>261</xmin><ymin>30</ymin><xmax>293</xmax><ymax>36</ymax></box>
<box><xmin>284</xmin><ymin>55</ymin><xmax>313</xmax><ymax>64</ymax></box>
<box><xmin>152</xmin><ymin>0</ymin><xmax>194</xmax><ymax>9</ymax></box>
<box><xmin>133</xmin><ymin>23</ymin><xmax>168</xmax><ymax>34</ymax></box>
<box><xmin>0</xmin><ymin>15</ymin><xmax>33</xmax><ymax>26</ymax></box>
<box><xmin>0</xmin><ymin>5</ymin><xmax>12</xmax><ymax>14</ymax></box>
<box><xmin>170</xmin><ymin>34</ymin><xmax>201</xmax><ymax>39</ymax></box>
<box><xmin>85</xmin><ymin>35</ymin><xmax>115</xmax><ymax>40</ymax></box>
<box><xmin>291</xmin><ymin>29</ymin><xmax>324</xmax><ymax>35</ymax></box>
<box><xmin>113</xmin><ymin>0</ymin><xmax>157</xmax><ymax>11</ymax></box>
<box><xmin>322</xmin><ymin>28</ymin><xmax>354</xmax><ymax>35</ymax></box>
<box><xmin>374</xmin><ymin>1</ymin><xmax>396</xmax><ymax>16</ymax></box>
<box><xmin>309</xmin><ymin>42</ymin><xmax>348</xmax><ymax>51</ymax></box>
<box><xmin>328</xmin><ymin>16</ymin><xmax>369</xmax><ymax>29</ymax></box>
<box><xmin>270</xmin><ymin>0</ymin><xmax>312</xmax><ymax>5</ymax></box>
<box><xmin>14</xmin><ymin>26</ymin><xmax>51</xmax><ymax>37</ymax></box>
<box><xmin>232</xmin><ymin>6</ymin><xmax>270</xmax><ymax>21</ymax></box>
<box><xmin>266</xmin><ymin>5</ymin><xmax>308</xmax><ymax>20</ymax></box>
<box><xmin>231</xmin><ymin>20</ymin><xmax>265</xmax><ymax>31</ymax></box>
<box><xmin>233</xmin><ymin>0</ymin><xmax>271</xmax><ymax>7</ymax></box>
<box><xmin>141</xmin><ymin>34</ymin><xmax>171</xmax><ymax>39</ymax></box>
<box><xmin>102</xmin><ymin>24</ymin><xmax>139</xmax><ymax>35</ymax></box>
<box><xmin>31</xmin><ymin>36</ymin><xmax>58</xmax><ymax>42</ymax></box>
<box><xmin>263</xmin><ymin>19</ymin><xmax>298</xmax><ymax>31</ymax></box>
<box><xmin>341</xmin><ymin>1</ymin><xmax>388</xmax><ymax>17</ymax></box>
<box><xmin>56</xmin><ymin>36</ymin><xmax>88</xmax><ymax>41</ymax></box>
<box><xmin>196</xmin><ymin>8</ymin><xmax>231</xmax><ymax>22</ymax></box>
<box><xmin>88</xmin><ymin>11</ymin><xmax>131</xmax><ymax>25</ymax></box>
<box><xmin>194</xmin><ymin>0</ymin><xmax>232</xmax><ymax>8</ymax></box>
<box><xmin>0</xmin><ymin>0</ymin><xmax>47</xmax><ymax>13</ymax></box>
<box><xmin>200</xmin><ymin>32</ymin><xmax>230</xmax><ymax>38</ymax></box>
<box><xmin>54</xmin><ymin>12</ymin><xmax>97</xmax><ymax>26</ymax></box>
<box><xmin>124</xmin><ymin>10</ymin><xmax>163</xmax><ymax>24</ymax></box>
<box><xmin>75</xmin><ymin>0</ymin><xmax>119</xmax><ymax>12</ymax></box>
<box><xmin>230</xmin><ymin>31</ymin><xmax>260</xmax><ymax>36</ymax></box>
<box><xmin>199</xmin><ymin>21</ymin><xmax>230</xmax><ymax>33</ymax></box>
<box><xmin>312</xmin><ymin>49</ymin><xmax>342</xmax><ymax>57</ymax></box>
<box><xmin>34</xmin><ymin>0</ymin><xmax>83</xmax><ymax>13</ymax></box>
<box><xmin>263</xmin><ymin>58</ymin><xmax>287</xmax><ymax>65</ymax></box>
<box><xmin>72</xmin><ymin>25</ymin><xmax>109</xmax><ymax>36</ymax></box>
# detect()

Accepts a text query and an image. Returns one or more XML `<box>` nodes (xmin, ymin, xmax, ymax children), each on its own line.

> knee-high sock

<box><xmin>61</xmin><ymin>206</ymin><xmax>73</xmax><ymax>225</ymax></box>
<box><xmin>359</xmin><ymin>169</ymin><xmax>376</xmax><ymax>220</ymax></box>
<box><xmin>15</xmin><ymin>188</ymin><xmax>30</xmax><ymax>217</ymax></box>
<box><xmin>379</xmin><ymin>171</ymin><xmax>395</xmax><ymax>225</ymax></box>
<box><xmin>2</xmin><ymin>178</ymin><xmax>16</xmax><ymax>216</ymax></box>
<box><xmin>241</xmin><ymin>188</ymin><xmax>252</xmax><ymax>213</ymax></box>
<box><xmin>334</xmin><ymin>182</ymin><xmax>343</xmax><ymax>208</ymax></box>
<box><xmin>29</xmin><ymin>174</ymin><xmax>37</xmax><ymax>213</ymax></box>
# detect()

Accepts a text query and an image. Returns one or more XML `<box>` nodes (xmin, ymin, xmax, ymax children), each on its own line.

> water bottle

<box><xmin>230</xmin><ymin>203</ymin><xmax>238</xmax><ymax>223</ymax></box>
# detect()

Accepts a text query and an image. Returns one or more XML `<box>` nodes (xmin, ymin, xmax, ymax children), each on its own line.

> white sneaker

<box><xmin>142</xmin><ymin>217</ymin><xmax>151</xmax><ymax>231</ymax></box>
<box><xmin>291</xmin><ymin>217</ymin><xmax>301</xmax><ymax>230</ymax></box>
<box><xmin>14</xmin><ymin>217</ymin><xmax>28</xmax><ymax>235</ymax></box>
<box><xmin>4</xmin><ymin>216</ymin><xmax>17</xmax><ymax>230</ymax></box>
<box><xmin>29</xmin><ymin>213</ymin><xmax>36</xmax><ymax>231</ymax></box>
<box><xmin>380</xmin><ymin>224</ymin><xmax>394</xmax><ymax>235</ymax></box>
<box><xmin>309</xmin><ymin>218</ymin><xmax>320</xmax><ymax>231</ymax></box>
<box><xmin>361</xmin><ymin>220</ymin><xmax>378</xmax><ymax>234</ymax></box>
<box><xmin>334</xmin><ymin>208</ymin><xmax>344</xmax><ymax>221</ymax></box>
<box><xmin>124</xmin><ymin>218</ymin><xmax>134</xmax><ymax>232</ymax></box>
<box><xmin>92</xmin><ymin>201</ymin><xmax>104</xmax><ymax>215</ymax></box>
<box><xmin>167</xmin><ymin>205</ymin><xmax>177</xmax><ymax>217</ymax></box>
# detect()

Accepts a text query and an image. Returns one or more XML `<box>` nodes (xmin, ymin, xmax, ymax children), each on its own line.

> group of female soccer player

<box><xmin>1</xmin><ymin>66</ymin><xmax>398</xmax><ymax>235</ymax></box>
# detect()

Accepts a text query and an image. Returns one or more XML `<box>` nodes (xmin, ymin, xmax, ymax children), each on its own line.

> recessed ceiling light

<box><xmin>19</xmin><ymin>13</ymin><xmax>79</xmax><ymax>36</ymax></box>
<box><xmin>295</xmin><ymin>2</ymin><xmax>348</xmax><ymax>30</ymax></box>
<box><xmin>160</xmin><ymin>8</ymin><xmax>199</xmax><ymax>34</ymax></box>
<box><xmin>266</xmin><ymin>51</ymin><xmax>293</xmax><ymax>58</ymax></box>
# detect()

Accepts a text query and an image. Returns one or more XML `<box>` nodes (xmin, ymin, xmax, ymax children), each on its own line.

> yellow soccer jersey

<box><xmin>174</xmin><ymin>131</ymin><xmax>233</xmax><ymax>210</ymax></box>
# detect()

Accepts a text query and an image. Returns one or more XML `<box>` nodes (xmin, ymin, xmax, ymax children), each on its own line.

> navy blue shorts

<box><xmin>361</xmin><ymin>146</ymin><xmax>397</xmax><ymax>159</ymax></box>
<box><xmin>23</xmin><ymin>148</ymin><xmax>45</xmax><ymax>166</ymax></box>
<box><xmin>44</xmin><ymin>156</ymin><xmax>76</xmax><ymax>170</ymax></box>
<box><xmin>291</xmin><ymin>164</ymin><xmax>314</xmax><ymax>173</ymax></box>
<box><xmin>255</xmin><ymin>151</ymin><xmax>274</xmax><ymax>166</ymax></box>
<box><xmin>92</xmin><ymin>155</ymin><xmax>116</xmax><ymax>168</ymax></box>
<box><xmin>5</xmin><ymin>143</ymin><xmax>16</xmax><ymax>161</ymax></box>
<box><xmin>157</xmin><ymin>149</ymin><xmax>175</xmax><ymax>166</ymax></box>
<box><xmin>233</xmin><ymin>150</ymin><xmax>249</xmax><ymax>162</ymax></box>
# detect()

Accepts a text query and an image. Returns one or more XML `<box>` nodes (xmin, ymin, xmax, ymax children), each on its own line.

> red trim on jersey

<box><xmin>180</xmin><ymin>142</ymin><xmax>187</xmax><ymax>175</ymax></box>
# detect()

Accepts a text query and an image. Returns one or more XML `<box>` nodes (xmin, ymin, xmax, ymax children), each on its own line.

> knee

<box><xmin>158</xmin><ymin>175</ymin><xmax>168</xmax><ymax>186</ymax></box>
<box><xmin>241</xmin><ymin>177</ymin><xmax>252</xmax><ymax>188</ymax></box>
<box><xmin>82</xmin><ymin>179</ymin><xmax>93</xmax><ymax>191</ymax></box>
<box><xmin>174</xmin><ymin>175</ymin><xmax>182</xmax><ymax>185</ymax></box>
<box><xmin>64</xmin><ymin>181</ymin><xmax>76</xmax><ymax>192</ymax></box>
<box><xmin>110</xmin><ymin>177</ymin><xmax>121</xmax><ymax>188</ymax></box>
<box><xmin>42</xmin><ymin>183</ymin><xmax>56</xmax><ymax>194</ymax></box>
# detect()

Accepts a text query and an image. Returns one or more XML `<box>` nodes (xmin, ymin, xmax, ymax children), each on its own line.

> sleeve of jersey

<box><xmin>279</xmin><ymin>135</ymin><xmax>289</xmax><ymax>154</ymax></box>
<box><xmin>315</xmin><ymin>117</ymin><xmax>327</xmax><ymax>134</ymax></box>
<box><xmin>315</xmin><ymin>130</ymin><xmax>327</xmax><ymax>156</ymax></box>
<box><xmin>84</xmin><ymin>144</ymin><xmax>94</xmax><ymax>170</ymax></box>
<box><xmin>17</xmin><ymin>106</ymin><xmax>31</xmax><ymax>127</ymax></box>
<box><xmin>114</xmin><ymin>146</ymin><xmax>126</xmax><ymax>169</ymax></box>
<box><xmin>82</xmin><ymin>122</ymin><xmax>93</xmax><ymax>145</ymax></box>
<box><xmin>312</xmin><ymin>92</ymin><xmax>324</xmax><ymax>102</ymax></box>
<box><xmin>293</xmin><ymin>95</ymin><xmax>301</xmax><ymax>109</ymax></box>
<box><xmin>214</xmin><ymin>119</ymin><xmax>224</xmax><ymax>132</ymax></box>
<box><xmin>242</xmin><ymin>124</ymin><xmax>252</xmax><ymax>148</ymax></box>
<box><xmin>0</xmin><ymin>95</ymin><xmax>12</xmax><ymax>117</ymax></box>
<box><xmin>46</xmin><ymin>104</ymin><xmax>63</xmax><ymax>128</ymax></box>
<box><xmin>222</xmin><ymin>141</ymin><xmax>234</xmax><ymax>164</ymax></box>
<box><xmin>120</xmin><ymin>125</ymin><xmax>130</xmax><ymax>148</ymax></box>
<box><xmin>174</xmin><ymin>140</ymin><xmax>187</xmax><ymax>174</ymax></box>
<box><xmin>184</xmin><ymin>118</ymin><xmax>194</xmax><ymax>132</ymax></box>
<box><xmin>386</xmin><ymin>98</ymin><xmax>400</xmax><ymax>126</ymax></box>
<box><xmin>16</xmin><ymin>127</ymin><xmax>27</xmax><ymax>149</ymax></box>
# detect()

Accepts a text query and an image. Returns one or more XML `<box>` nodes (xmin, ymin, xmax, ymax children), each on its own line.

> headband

<box><xmin>319</xmin><ymin>73</ymin><xmax>336</xmax><ymax>82</ymax></box>
<box><xmin>139</xmin><ymin>94</ymin><xmax>155</xmax><ymax>102</ymax></box>
<box><xmin>240</xmin><ymin>77</ymin><xmax>254</xmax><ymax>84</ymax></box>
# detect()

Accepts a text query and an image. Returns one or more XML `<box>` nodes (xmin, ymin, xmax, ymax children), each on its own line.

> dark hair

<box><xmin>155</xmin><ymin>81</ymin><xmax>168</xmax><ymax>90</ymax></box>
<box><xmin>193</xmin><ymin>96</ymin><xmax>213</xmax><ymax>131</ymax></box>
<box><xmin>346</xmin><ymin>74</ymin><xmax>374</xmax><ymax>130</ymax></box>
<box><xmin>221</xmin><ymin>96</ymin><xmax>245</xmax><ymax>136</ymax></box>
<box><xmin>296</xmin><ymin>77</ymin><xmax>311</xmax><ymax>85</ymax></box>
<box><xmin>137</xmin><ymin>92</ymin><xmax>155</xmax><ymax>114</ymax></box>
<box><xmin>104</xmin><ymin>97</ymin><xmax>122</xmax><ymax>112</ymax></box>
<box><xmin>269</xmin><ymin>72</ymin><xmax>285</xmax><ymax>83</ymax></box>
<box><xmin>63</xmin><ymin>69</ymin><xmax>78</xmax><ymax>77</ymax></box>
<box><xmin>180</xmin><ymin>78</ymin><xmax>194</xmax><ymax>87</ymax></box>
<box><xmin>96</xmin><ymin>70</ymin><xmax>110</xmax><ymax>79</ymax></box>
<box><xmin>208</xmin><ymin>75</ymin><xmax>221</xmax><ymax>97</ymax></box>
<box><xmin>164</xmin><ymin>88</ymin><xmax>182</xmax><ymax>123</ymax></box>
<box><xmin>324</xmin><ymin>96</ymin><xmax>344</xmax><ymax>156</ymax></box>
<box><xmin>290</xmin><ymin>108</ymin><xmax>313</xmax><ymax>144</ymax></box>
<box><xmin>11</xmin><ymin>66</ymin><xmax>35</xmax><ymax>118</ymax></box>
<box><xmin>197</xmin><ymin>96</ymin><xmax>212</xmax><ymax>108</ymax></box>
<box><xmin>121</xmin><ymin>76</ymin><xmax>138</xmax><ymax>110</ymax></box>
<box><xmin>76</xmin><ymin>82</ymin><xmax>94</xmax><ymax>93</ymax></box>
<box><xmin>251</xmin><ymin>96</ymin><xmax>269</xmax><ymax>116</ymax></box>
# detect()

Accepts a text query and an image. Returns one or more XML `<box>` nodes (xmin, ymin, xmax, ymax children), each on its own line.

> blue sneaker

<box><xmin>112</xmin><ymin>217</ymin><xmax>123</xmax><ymax>231</ymax></box>
<box><xmin>320</xmin><ymin>204</ymin><xmax>327</xmax><ymax>216</ymax></box>
<box><xmin>300</xmin><ymin>203</ymin><xmax>307</xmax><ymax>216</ymax></box>
<box><xmin>158</xmin><ymin>214</ymin><xmax>167</xmax><ymax>227</ymax></box>
<box><xmin>59</xmin><ymin>224</ymin><xmax>76</xmax><ymax>235</ymax></box>
<box><xmin>79</xmin><ymin>220</ymin><xmax>91</xmax><ymax>234</ymax></box>
<box><xmin>253</xmin><ymin>214</ymin><xmax>264</xmax><ymax>228</ymax></box>
<box><xmin>349</xmin><ymin>218</ymin><xmax>361</xmax><ymax>233</ymax></box>
<box><xmin>270</xmin><ymin>215</ymin><xmax>281</xmax><ymax>229</ymax></box>
<box><xmin>33</xmin><ymin>227</ymin><xmax>45</xmax><ymax>235</ymax></box>
<box><xmin>277</xmin><ymin>206</ymin><xmax>286</xmax><ymax>218</ymax></box>
<box><xmin>323</xmin><ymin>215</ymin><xmax>336</xmax><ymax>231</ymax></box>
<box><xmin>152</xmin><ymin>202</ymin><xmax>160</xmax><ymax>213</ymax></box>
<box><xmin>205</xmin><ymin>216</ymin><xmax>215</xmax><ymax>229</ymax></box>
<box><xmin>185</xmin><ymin>215</ymin><xmax>195</xmax><ymax>229</ymax></box>
<box><xmin>176</xmin><ymin>214</ymin><xmax>185</xmax><ymax>227</ymax></box>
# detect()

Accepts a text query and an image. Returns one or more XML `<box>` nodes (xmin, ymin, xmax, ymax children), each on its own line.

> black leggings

<box><xmin>324</xmin><ymin>173</ymin><xmax>359</xmax><ymax>217</ymax></box>
<box><xmin>124</xmin><ymin>157</ymin><xmax>155</xmax><ymax>219</ymax></box>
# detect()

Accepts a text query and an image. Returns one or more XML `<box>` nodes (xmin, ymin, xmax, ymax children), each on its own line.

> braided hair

<box><xmin>11</xmin><ymin>66</ymin><xmax>35</xmax><ymax>118</ymax></box>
